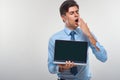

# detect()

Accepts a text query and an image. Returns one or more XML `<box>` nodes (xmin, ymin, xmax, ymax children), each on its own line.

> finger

<box><xmin>69</xmin><ymin>61</ymin><xmax>74</xmax><ymax>68</ymax></box>
<box><xmin>73</xmin><ymin>63</ymin><xmax>77</xmax><ymax>67</ymax></box>
<box><xmin>78</xmin><ymin>17</ymin><xmax>82</xmax><ymax>26</ymax></box>
<box><xmin>70</xmin><ymin>61</ymin><xmax>74</xmax><ymax>68</ymax></box>
<box><xmin>80</xmin><ymin>18</ymin><xmax>86</xmax><ymax>24</ymax></box>
<box><xmin>65</xmin><ymin>61</ymin><xmax>68</xmax><ymax>66</ymax></box>
<box><xmin>66</xmin><ymin>61</ymin><xmax>71</xmax><ymax>68</ymax></box>
<box><xmin>85</xmin><ymin>23</ymin><xmax>88</xmax><ymax>26</ymax></box>
<box><xmin>71</xmin><ymin>61</ymin><xmax>76</xmax><ymax>67</ymax></box>
<box><xmin>68</xmin><ymin>61</ymin><xmax>72</xmax><ymax>68</ymax></box>
<box><xmin>79</xmin><ymin>17</ymin><xmax>85</xmax><ymax>27</ymax></box>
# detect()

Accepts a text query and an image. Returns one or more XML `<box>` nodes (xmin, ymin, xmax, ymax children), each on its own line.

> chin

<box><xmin>73</xmin><ymin>26</ymin><xmax>78</xmax><ymax>29</ymax></box>
<box><xmin>74</xmin><ymin>25</ymin><xmax>79</xmax><ymax>27</ymax></box>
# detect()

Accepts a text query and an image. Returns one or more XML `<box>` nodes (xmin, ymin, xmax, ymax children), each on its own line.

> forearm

<box><xmin>86</xmin><ymin>31</ymin><xmax>107</xmax><ymax>62</ymax></box>
<box><xmin>85</xmin><ymin>29</ymin><xmax>107</xmax><ymax>62</ymax></box>
<box><xmin>90</xmin><ymin>42</ymin><xmax>107</xmax><ymax>62</ymax></box>
<box><xmin>48</xmin><ymin>61</ymin><xmax>59</xmax><ymax>74</ymax></box>
<box><xmin>48</xmin><ymin>38</ymin><xmax>59</xmax><ymax>74</ymax></box>
<box><xmin>87</xmin><ymin>33</ymin><xmax>100</xmax><ymax>51</ymax></box>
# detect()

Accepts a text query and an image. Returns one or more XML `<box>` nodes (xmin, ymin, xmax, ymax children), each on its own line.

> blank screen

<box><xmin>54</xmin><ymin>40</ymin><xmax>88</xmax><ymax>63</ymax></box>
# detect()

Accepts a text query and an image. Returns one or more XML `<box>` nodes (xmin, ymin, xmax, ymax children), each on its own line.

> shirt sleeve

<box><xmin>48</xmin><ymin>37</ymin><xmax>60</xmax><ymax>74</ymax></box>
<box><xmin>89</xmin><ymin>34</ymin><xmax>107</xmax><ymax>62</ymax></box>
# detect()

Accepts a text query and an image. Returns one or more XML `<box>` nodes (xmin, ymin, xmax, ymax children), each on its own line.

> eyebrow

<box><xmin>68</xmin><ymin>9</ymin><xmax>79</xmax><ymax>13</ymax></box>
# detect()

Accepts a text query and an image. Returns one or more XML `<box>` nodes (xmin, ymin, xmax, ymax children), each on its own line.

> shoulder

<box><xmin>49</xmin><ymin>29</ymin><xmax>64</xmax><ymax>43</ymax></box>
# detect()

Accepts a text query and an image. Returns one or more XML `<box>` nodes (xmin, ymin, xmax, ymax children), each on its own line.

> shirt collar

<box><xmin>64</xmin><ymin>26</ymin><xmax>80</xmax><ymax>36</ymax></box>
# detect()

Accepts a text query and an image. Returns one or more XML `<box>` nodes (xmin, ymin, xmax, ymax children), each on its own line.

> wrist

<box><xmin>87</xmin><ymin>32</ymin><xmax>92</xmax><ymax>38</ymax></box>
<box><xmin>83</xmin><ymin>29</ymin><xmax>91</xmax><ymax>37</ymax></box>
<box><xmin>88</xmin><ymin>34</ymin><xmax>97</xmax><ymax>46</ymax></box>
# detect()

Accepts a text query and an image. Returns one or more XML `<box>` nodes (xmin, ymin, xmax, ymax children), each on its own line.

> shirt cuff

<box><xmin>96</xmin><ymin>42</ymin><xmax>101</xmax><ymax>48</ymax></box>
<box><xmin>91</xmin><ymin>42</ymin><xmax>101</xmax><ymax>51</ymax></box>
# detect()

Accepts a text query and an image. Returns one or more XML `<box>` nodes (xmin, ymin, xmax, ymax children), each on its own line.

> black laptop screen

<box><xmin>54</xmin><ymin>40</ymin><xmax>88</xmax><ymax>63</ymax></box>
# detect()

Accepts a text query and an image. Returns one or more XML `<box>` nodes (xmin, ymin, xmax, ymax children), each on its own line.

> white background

<box><xmin>0</xmin><ymin>0</ymin><xmax>120</xmax><ymax>80</ymax></box>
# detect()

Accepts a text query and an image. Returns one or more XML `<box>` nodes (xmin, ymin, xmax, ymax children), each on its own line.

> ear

<box><xmin>61</xmin><ymin>15</ymin><xmax>66</xmax><ymax>22</ymax></box>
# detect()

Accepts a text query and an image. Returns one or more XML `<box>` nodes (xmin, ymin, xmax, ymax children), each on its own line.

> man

<box><xmin>48</xmin><ymin>0</ymin><xmax>107</xmax><ymax>80</ymax></box>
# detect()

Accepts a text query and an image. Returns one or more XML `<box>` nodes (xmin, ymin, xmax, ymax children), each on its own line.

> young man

<box><xmin>48</xmin><ymin>0</ymin><xmax>107</xmax><ymax>80</ymax></box>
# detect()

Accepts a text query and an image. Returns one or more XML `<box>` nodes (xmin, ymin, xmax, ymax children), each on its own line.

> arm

<box><xmin>78</xmin><ymin>18</ymin><xmax>107</xmax><ymax>62</ymax></box>
<box><xmin>89</xmin><ymin>41</ymin><xmax>107</xmax><ymax>62</ymax></box>
<box><xmin>78</xmin><ymin>18</ymin><xmax>99</xmax><ymax>51</ymax></box>
<box><xmin>48</xmin><ymin>38</ymin><xmax>59</xmax><ymax>74</ymax></box>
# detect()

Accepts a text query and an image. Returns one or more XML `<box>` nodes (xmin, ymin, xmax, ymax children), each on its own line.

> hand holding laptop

<box><xmin>58</xmin><ymin>61</ymin><xmax>76</xmax><ymax>72</ymax></box>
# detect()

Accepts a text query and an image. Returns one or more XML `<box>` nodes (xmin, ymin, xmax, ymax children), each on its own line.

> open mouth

<box><xmin>75</xmin><ymin>19</ymin><xmax>78</xmax><ymax>22</ymax></box>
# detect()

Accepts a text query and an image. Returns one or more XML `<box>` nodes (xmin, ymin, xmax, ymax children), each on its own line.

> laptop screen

<box><xmin>54</xmin><ymin>40</ymin><xmax>88</xmax><ymax>65</ymax></box>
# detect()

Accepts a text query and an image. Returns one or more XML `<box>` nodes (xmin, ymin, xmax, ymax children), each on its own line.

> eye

<box><xmin>76</xmin><ymin>11</ymin><xmax>79</xmax><ymax>14</ymax></box>
<box><xmin>69</xmin><ymin>12</ymin><xmax>74</xmax><ymax>15</ymax></box>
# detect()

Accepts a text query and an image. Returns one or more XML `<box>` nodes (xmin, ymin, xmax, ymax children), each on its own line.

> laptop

<box><xmin>53</xmin><ymin>40</ymin><xmax>88</xmax><ymax>65</ymax></box>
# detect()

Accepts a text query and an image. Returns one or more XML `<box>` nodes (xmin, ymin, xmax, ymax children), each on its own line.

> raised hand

<box><xmin>78</xmin><ymin>17</ymin><xmax>91</xmax><ymax>37</ymax></box>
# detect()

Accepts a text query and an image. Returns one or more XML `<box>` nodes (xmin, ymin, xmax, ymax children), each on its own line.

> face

<box><xmin>62</xmin><ymin>6</ymin><xmax>80</xmax><ymax>30</ymax></box>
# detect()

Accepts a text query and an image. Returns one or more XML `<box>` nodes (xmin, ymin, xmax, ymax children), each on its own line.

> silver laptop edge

<box><xmin>53</xmin><ymin>61</ymin><xmax>87</xmax><ymax>66</ymax></box>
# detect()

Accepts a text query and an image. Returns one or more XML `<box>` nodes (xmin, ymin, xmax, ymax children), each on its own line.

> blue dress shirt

<box><xmin>48</xmin><ymin>27</ymin><xmax>107</xmax><ymax>80</ymax></box>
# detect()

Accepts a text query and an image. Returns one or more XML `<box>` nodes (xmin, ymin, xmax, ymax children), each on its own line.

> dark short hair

<box><xmin>59</xmin><ymin>0</ymin><xmax>79</xmax><ymax>16</ymax></box>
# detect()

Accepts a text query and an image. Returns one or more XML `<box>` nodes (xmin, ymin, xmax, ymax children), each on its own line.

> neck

<box><xmin>65</xmin><ymin>24</ymin><xmax>77</xmax><ymax>30</ymax></box>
